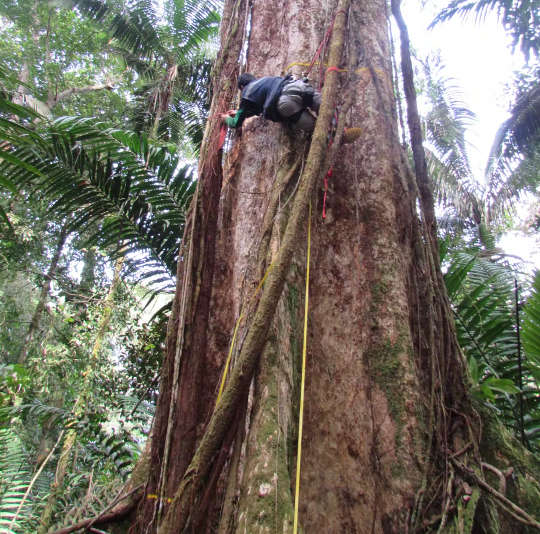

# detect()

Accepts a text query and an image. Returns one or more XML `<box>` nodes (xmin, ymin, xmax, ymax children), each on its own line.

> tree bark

<box><xmin>122</xmin><ymin>0</ymin><xmax>540</xmax><ymax>532</ymax></box>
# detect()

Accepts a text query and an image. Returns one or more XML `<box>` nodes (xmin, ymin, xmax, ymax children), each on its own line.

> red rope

<box><xmin>322</xmin><ymin>168</ymin><xmax>332</xmax><ymax>219</ymax></box>
<box><xmin>306</xmin><ymin>8</ymin><xmax>347</xmax><ymax>87</ymax></box>
<box><xmin>218</xmin><ymin>124</ymin><xmax>227</xmax><ymax>150</ymax></box>
<box><xmin>306</xmin><ymin>24</ymin><xmax>332</xmax><ymax>78</ymax></box>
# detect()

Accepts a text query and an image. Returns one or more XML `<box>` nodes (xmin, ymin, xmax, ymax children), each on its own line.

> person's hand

<box><xmin>220</xmin><ymin>110</ymin><xmax>236</xmax><ymax>121</ymax></box>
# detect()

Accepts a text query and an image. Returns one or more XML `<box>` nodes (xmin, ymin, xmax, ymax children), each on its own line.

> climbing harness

<box><xmin>293</xmin><ymin>201</ymin><xmax>312</xmax><ymax>534</ymax></box>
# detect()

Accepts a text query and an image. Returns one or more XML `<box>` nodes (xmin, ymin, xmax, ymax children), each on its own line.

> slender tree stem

<box><xmin>514</xmin><ymin>278</ymin><xmax>526</xmax><ymax>446</ymax></box>
<box><xmin>18</xmin><ymin>226</ymin><xmax>68</xmax><ymax>364</ymax></box>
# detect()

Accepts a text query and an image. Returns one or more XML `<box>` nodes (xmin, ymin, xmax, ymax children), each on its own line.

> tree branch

<box><xmin>49</xmin><ymin>484</ymin><xmax>143</xmax><ymax>534</ymax></box>
<box><xmin>452</xmin><ymin>458</ymin><xmax>540</xmax><ymax>528</ymax></box>
<box><xmin>48</xmin><ymin>83</ymin><xmax>115</xmax><ymax>108</ymax></box>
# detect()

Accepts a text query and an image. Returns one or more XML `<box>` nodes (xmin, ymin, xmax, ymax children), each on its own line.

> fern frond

<box><xmin>0</xmin><ymin>429</ymin><xmax>34</xmax><ymax>533</ymax></box>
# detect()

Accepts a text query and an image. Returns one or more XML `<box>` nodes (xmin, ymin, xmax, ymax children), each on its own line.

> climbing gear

<box><xmin>280</xmin><ymin>79</ymin><xmax>316</xmax><ymax>109</ymax></box>
<box><xmin>293</xmin><ymin>201</ymin><xmax>312</xmax><ymax>534</ymax></box>
<box><xmin>218</xmin><ymin>124</ymin><xmax>227</xmax><ymax>150</ymax></box>
<box><xmin>304</xmin><ymin>9</ymin><xmax>348</xmax><ymax>88</ymax></box>
<box><xmin>322</xmin><ymin>168</ymin><xmax>332</xmax><ymax>219</ymax></box>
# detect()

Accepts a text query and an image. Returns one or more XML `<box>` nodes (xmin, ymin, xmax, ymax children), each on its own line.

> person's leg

<box><xmin>311</xmin><ymin>92</ymin><xmax>321</xmax><ymax>113</ymax></box>
<box><xmin>291</xmin><ymin>110</ymin><xmax>316</xmax><ymax>132</ymax></box>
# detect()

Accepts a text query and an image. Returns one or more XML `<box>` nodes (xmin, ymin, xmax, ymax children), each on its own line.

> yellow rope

<box><xmin>283</xmin><ymin>62</ymin><xmax>387</xmax><ymax>83</ymax></box>
<box><xmin>293</xmin><ymin>201</ymin><xmax>312</xmax><ymax>534</ymax></box>
<box><xmin>215</xmin><ymin>261</ymin><xmax>275</xmax><ymax>407</ymax></box>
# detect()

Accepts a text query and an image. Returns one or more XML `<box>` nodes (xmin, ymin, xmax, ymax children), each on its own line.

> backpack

<box><xmin>280</xmin><ymin>78</ymin><xmax>315</xmax><ymax>109</ymax></box>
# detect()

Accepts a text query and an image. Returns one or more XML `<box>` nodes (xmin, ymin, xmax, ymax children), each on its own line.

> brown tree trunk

<box><xmin>120</xmin><ymin>0</ymin><xmax>540</xmax><ymax>533</ymax></box>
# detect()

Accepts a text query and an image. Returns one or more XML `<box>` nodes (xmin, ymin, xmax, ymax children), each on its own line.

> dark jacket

<box><xmin>240</xmin><ymin>75</ymin><xmax>291</xmax><ymax>122</ymax></box>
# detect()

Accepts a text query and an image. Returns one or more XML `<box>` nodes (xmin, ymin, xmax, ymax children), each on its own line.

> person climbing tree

<box><xmin>221</xmin><ymin>72</ymin><xmax>321</xmax><ymax>131</ymax></box>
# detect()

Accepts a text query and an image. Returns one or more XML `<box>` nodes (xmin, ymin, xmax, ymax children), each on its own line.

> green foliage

<box><xmin>119</xmin><ymin>311</ymin><xmax>167</xmax><ymax>404</ymax></box>
<box><xmin>429</xmin><ymin>0</ymin><xmax>540</xmax><ymax>234</ymax></box>
<box><xmin>0</xmin><ymin>366</ymin><xmax>31</xmax><ymax>407</ymax></box>
<box><xmin>0</xmin><ymin>0</ymin><xmax>132</xmax><ymax>121</ymax></box>
<box><xmin>0</xmin><ymin>0</ymin><xmax>222</xmax><ymax>529</ymax></box>
<box><xmin>522</xmin><ymin>272</ymin><xmax>540</xmax><ymax>386</ymax></box>
<box><xmin>487</xmin><ymin>67</ymin><xmax>540</xmax><ymax>199</ymax></box>
<box><xmin>0</xmin><ymin>67</ymin><xmax>43</xmax><ymax>227</ymax></box>
<box><xmin>0</xmin><ymin>282</ymin><xmax>158</xmax><ymax>529</ymax></box>
<box><xmin>419</xmin><ymin>55</ymin><xmax>529</xmax><ymax>237</ymax></box>
<box><xmin>1</xmin><ymin>111</ymin><xmax>195</xmax><ymax>290</ymax></box>
<box><xmin>0</xmin><ymin>428</ymin><xmax>33</xmax><ymax>533</ymax></box>
<box><xmin>419</xmin><ymin>55</ymin><xmax>482</xmax><ymax>234</ymax></box>
<box><xmin>74</xmin><ymin>0</ymin><xmax>220</xmax><ymax>148</ymax></box>
<box><xmin>429</xmin><ymin>0</ymin><xmax>540</xmax><ymax>61</ymax></box>
<box><xmin>444</xmin><ymin>249</ymin><xmax>540</xmax><ymax>451</ymax></box>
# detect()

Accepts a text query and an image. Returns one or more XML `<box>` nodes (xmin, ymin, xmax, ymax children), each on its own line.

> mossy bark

<box><xmin>116</xmin><ymin>0</ymin><xmax>540</xmax><ymax>532</ymax></box>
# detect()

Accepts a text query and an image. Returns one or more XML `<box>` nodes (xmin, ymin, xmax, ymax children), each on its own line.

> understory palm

<box><xmin>1</xmin><ymin>104</ymin><xmax>195</xmax><ymax>292</ymax></box>
<box><xmin>419</xmin><ymin>57</ymin><xmax>540</xmax><ymax>451</ymax></box>
<box><xmin>444</xmin><ymin>249</ymin><xmax>540</xmax><ymax>451</ymax></box>
<box><xmin>430</xmin><ymin>0</ymin><xmax>540</xmax><ymax>228</ymax></box>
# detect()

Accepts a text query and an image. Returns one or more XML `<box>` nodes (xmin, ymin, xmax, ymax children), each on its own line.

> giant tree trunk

<box><xmin>124</xmin><ymin>0</ymin><xmax>540</xmax><ymax>532</ymax></box>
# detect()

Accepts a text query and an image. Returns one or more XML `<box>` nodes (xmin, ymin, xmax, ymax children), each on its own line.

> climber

<box><xmin>221</xmin><ymin>73</ymin><xmax>321</xmax><ymax>132</ymax></box>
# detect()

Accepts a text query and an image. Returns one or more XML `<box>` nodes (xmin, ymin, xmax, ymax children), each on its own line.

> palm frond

<box><xmin>444</xmin><ymin>251</ymin><xmax>540</xmax><ymax>450</ymax></box>
<box><xmin>429</xmin><ymin>0</ymin><xmax>539</xmax><ymax>60</ymax></box>
<box><xmin>426</xmin><ymin>148</ymin><xmax>481</xmax><ymax>224</ymax></box>
<box><xmin>422</xmin><ymin>57</ymin><xmax>475</xmax><ymax>176</ymax></box>
<box><xmin>0</xmin><ymin>429</ymin><xmax>33</xmax><ymax>533</ymax></box>
<box><xmin>486</xmin><ymin>81</ymin><xmax>540</xmax><ymax>180</ymax></box>
<box><xmin>168</xmin><ymin>0</ymin><xmax>221</xmax><ymax>53</ymax></box>
<box><xmin>482</xmin><ymin>81</ymin><xmax>540</xmax><ymax>225</ymax></box>
<box><xmin>74</xmin><ymin>0</ymin><xmax>165</xmax><ymax>59</ymax></box>
<box><xmin>88</xmin><ymin>433</ymin><xmax>137</xmax><ymax>479</ymax></box>
<box><xmin>430</xmin><ymin>0</ymin><xmax>506</xmax><ymax>26</ymax></box>
<box><xmin>0</xmin><ymin>401</ymin><xmax>68</xmax><ymax>428</ymax></box>
<box><xmin>419</xmin><ymin>56</ymin><xmax>484</xmax><ymax>232</ymax></box>
<box><xmin>0</xmin><ymin>116</ymin><xmax>195</xmax><ymax>290</ymax></box>
<box><xmin>522</xmin><ymin>271</ymin><xmax>540</xmax><ymax>376</ymax></box>
<box><xmin>0</xmin><ymin>94</ymin><xmax>47</xmax><ymax>227</ymax></box>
